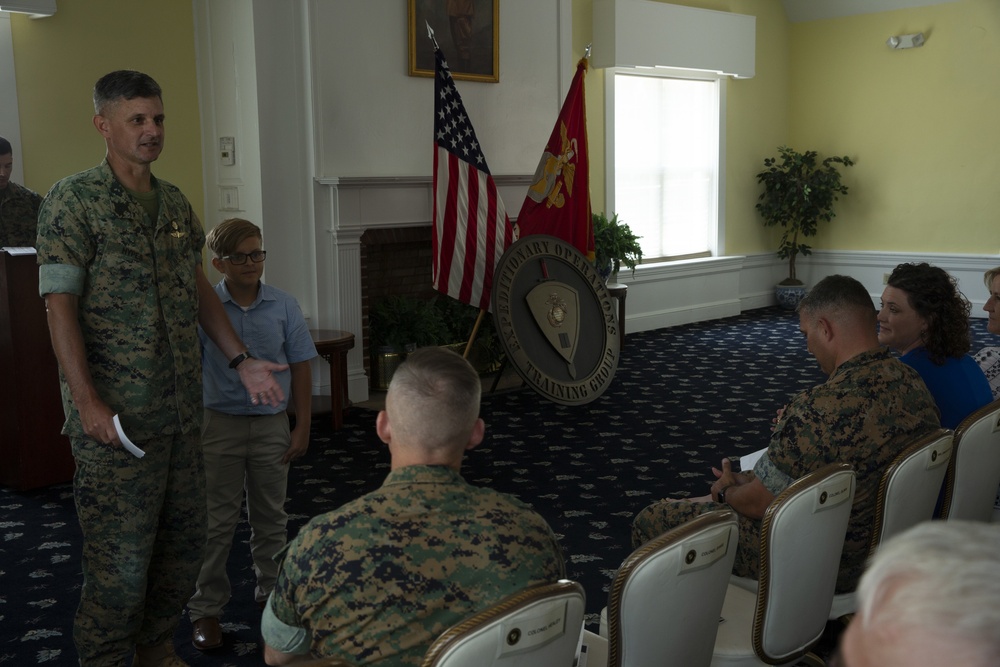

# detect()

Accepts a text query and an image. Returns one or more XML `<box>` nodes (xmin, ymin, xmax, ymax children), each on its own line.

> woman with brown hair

<box><xmin>878</xmin><ymin>262</ymin><xmax>992</xmax><ymax>429</ymax></box>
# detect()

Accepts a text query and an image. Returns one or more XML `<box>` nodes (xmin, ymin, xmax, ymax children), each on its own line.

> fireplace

<box><xmin>360</xmin><ymin>226</ymin><xmax>436</xmax><ymax>382</ymax></box>
<box><xmin>314</xmin><ymin>174</ymin><xmax>531</xmax><ymax>404</ymax></box>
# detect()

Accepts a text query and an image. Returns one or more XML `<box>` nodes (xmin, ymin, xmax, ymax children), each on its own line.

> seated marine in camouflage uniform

<box><xmin>0</xmin><ymin>136</ymin><xmax>42</xmax><ymax>248</ymax></box>
<box><xmin>262</xmin><ymin>346</ymin><xmax>566</xmax><ymax>666</ymax></box>
<box><xmin>632</xmin><ymin>274</ymin><xmax>940</xmax><ymax>594</ymax></box>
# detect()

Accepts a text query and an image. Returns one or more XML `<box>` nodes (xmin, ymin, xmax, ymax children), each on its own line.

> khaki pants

<box><xmin>188</xmin><ymin>409</ymin><xmax>290</xmax><ymax>620</ymax></box>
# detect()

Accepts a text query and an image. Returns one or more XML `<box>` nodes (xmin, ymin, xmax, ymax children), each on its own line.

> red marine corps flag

<box><xmin>515</xmin><ymin>56</ymin><xmax>593</xmax><ymax>261</ymax></box>
<box><xmin>432</xmin><ymin>47</ymin><xmax>513</xmax><ymax>312</ymax></box>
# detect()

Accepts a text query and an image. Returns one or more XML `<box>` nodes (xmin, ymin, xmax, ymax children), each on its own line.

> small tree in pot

<box><xmin>755</xmin><ymin>146</ymin><xmax>854</xmax><ymax>287</ymax></box>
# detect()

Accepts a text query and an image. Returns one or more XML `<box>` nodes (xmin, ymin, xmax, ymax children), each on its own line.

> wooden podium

<box><xmin>0</xmin><ymin>250</ymin><xmax>75</xmax><ymax>490</ymax></box>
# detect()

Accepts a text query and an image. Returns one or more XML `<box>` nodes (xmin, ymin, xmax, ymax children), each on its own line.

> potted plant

<box><xmin>434</xmin><ymin>297</ymin><xmax>504</xmax><ymax>374</ymax></box>
<box><xmin>368</xmin><ymin>295</ymin><xmax>504</xmax><ymax>389</ymax></box>
<box><xmin>369</xmin><ymin>296</ymin><xmax>449</xmax><ymax>389</ymax></box>
<box><xmin>369</xmin><ymin>295</ymin><xmax>448</xmax><ymax>352</ymax></box>
<box><xmin>592</xmin><ymin>212</ymin><xmax>643</xmax><ymax>282</ymax></box>
<box><xmin>755</xmin><ymin>146</ymin><xmax>854</xmax><ymax>308</ymax></box>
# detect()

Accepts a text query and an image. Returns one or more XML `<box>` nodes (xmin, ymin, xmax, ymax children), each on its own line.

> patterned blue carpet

<box><xmin>1</xmin><ymin>307</ymin><xmax>992</xmax><ymax>665</ymax></box>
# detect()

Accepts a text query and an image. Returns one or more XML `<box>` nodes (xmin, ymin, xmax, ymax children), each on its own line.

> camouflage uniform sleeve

<box><xmin>753</xmin><ymin>450</ymin><xmax>794</xmax><ymax>496</ymax></box>
<box><xmin>755</xmin><ymin>389</ymin><xmax>821</xmax><ymax>495</ymax></box>
<box><xmin>547</xmin><ymin>523</ymin><xmax>567</xmax><ymax>579</ymax></box>
<box><xmin>36</xmin><ymin>179</ymin><xmax>94</xmax><ymax>296</ymax></box>
<box><xmin>261</xmin><ymin>594</ymin><xmax>310</xmax><ymax>655</ymax></box>
<box><xmin>269</xmin><ymin>530</ymin><xmax>311</xmax><ymax>630</ymax></box>
<box><xmin>264</xmin><ymin>525</ymin><xmax>320</xmax><ymax>655</ymax></box>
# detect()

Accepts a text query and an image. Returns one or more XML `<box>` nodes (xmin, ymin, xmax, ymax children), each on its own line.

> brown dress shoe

<box><xmin>191</xmin><ymin>616</ymin><xmax>223</xmax><ymax>651</ymax></box>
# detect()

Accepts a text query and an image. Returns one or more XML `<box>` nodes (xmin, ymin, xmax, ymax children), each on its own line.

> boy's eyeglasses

<box><xmin>221</xmin><ymin>250</ymin><xmax>267</xmax><ymax>265</ymax></box>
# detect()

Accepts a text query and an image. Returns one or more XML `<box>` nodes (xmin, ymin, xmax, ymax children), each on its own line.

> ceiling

<box><xmin>781</xmin><ymin>0</ymin><xmax>962</xmax><ymax>23</ymax></box>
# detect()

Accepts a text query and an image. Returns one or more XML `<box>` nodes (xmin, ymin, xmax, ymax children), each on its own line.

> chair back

<box><xmin>606</xmin><ymin>509</ymin><xmax>738</xmax><ymax>667</ymax></box>
<box><xmin>420</xmin><ymin>580</ymin><xmax>585</xmax><ymax>667</ymax></box>
<box><xmin>872</xmin><ymin>428</ymin><xmax>952</xmax><ymax>551</ymax></box>
<box><xmin>827</xmin><ymin>430</ymin><xmax>953</xmax><ymax>621</ymax></box>
<box><xmin>754</xmin><ymin>463</ymin><xmax>855</xmax><ymax>663</ymax></box>
<box><xmin>940</xmin><ymin>399</ymin><xmax>1000</xmax><ymax>521</ymax></box>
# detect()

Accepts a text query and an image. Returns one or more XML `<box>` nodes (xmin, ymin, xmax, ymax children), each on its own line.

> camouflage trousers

<box><xmin>71</xmin><ymin>431</ymin><xmax>206</xmax><ymax>666</ymax></box>
<box><xmin>631</xmin><ymin>499</ymin><xmax>762</xmax><ymax>581</ymax></box>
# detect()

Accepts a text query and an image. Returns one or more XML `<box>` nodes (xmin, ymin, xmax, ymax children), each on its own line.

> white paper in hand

<box><xmin>113</xmin><ymin>414</ymin><xmax>146</xmax><ymax>459</ymax></box>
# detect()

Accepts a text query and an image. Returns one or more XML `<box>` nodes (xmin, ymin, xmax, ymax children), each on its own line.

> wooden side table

<box><xmin>310</xmin><ymin>329</ymin><xmax>355</xmax><ymax>430</ymax></box>
<box><xmin>606</xmin><ymin>283</ymin><xmax>628</xmax><ymax>351</ymax></box>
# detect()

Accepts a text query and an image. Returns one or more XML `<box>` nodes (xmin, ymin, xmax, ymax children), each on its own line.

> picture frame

<box><xmin>408</xmin><ymin>0</ymin><xmax>499</xmax><ymax>83</ymax></box>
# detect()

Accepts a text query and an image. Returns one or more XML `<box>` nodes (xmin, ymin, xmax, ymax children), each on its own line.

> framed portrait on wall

<box><xmin>408</xmin><ymin>0</ymin><xmax>499</xmax><ymax>83</ymax></box>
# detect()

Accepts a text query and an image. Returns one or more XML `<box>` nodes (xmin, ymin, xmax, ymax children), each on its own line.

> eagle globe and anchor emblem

<box><xmin>491</xmin><ymin>235</ymin><xmax>620</xmax><ymax>405</ymax></box>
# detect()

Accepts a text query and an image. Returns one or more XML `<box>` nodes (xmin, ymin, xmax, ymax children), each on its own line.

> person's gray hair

<box><xmin>386</xmin><ymin>346</ymin><xmax>481</xmax><ymax>451</ymax></box>
<box><xmin>984</xmin><ymin>266</ymin><xmax>1000</xmax><ymax>290</ymax></box>
<box><xmin>93</xmin><ymin>70</ymin><xmax>162</xmax><ymax>115</ymax></box>
<box><xmin>856</xmin><ymin>520</ymin><xmax>1000</xmax><ymax>662</ymax></box>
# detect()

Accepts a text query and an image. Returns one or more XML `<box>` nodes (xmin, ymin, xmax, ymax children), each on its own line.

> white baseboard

<box><xmin>628</xmin><ymin>299</ymin><xmax>743</xmax><ymax>332</ymax></box>
<box><xmin>618</xmin><ymin>250</ymin><xmax>998</xmax><ymax>335</ymax></box>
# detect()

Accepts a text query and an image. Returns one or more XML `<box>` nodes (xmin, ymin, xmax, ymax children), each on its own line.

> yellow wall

<box><xmin>13</xmin><ymin>1</ymin><xmax>994</xmax><ymax>258</ymax></box>
<box><xmin>10</xmin><ymin>0</ymin><xmax>204</xmax><ymax>222</ymax></box>
<box><xmin>790</xmin><ymin>0</ymin><xmax>1000</xmax><ymax>255</ymax></box>
<box><xmin>577</xmin><ymin>0</ymin><xmax>999</xmax><ymax>258</ymax></box>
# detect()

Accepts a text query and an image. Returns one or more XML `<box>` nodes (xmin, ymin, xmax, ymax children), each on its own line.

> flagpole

<box><xmin>426</xmin><ymin>21</ymin><xmax>440</xmax><ymax>50</ymax></box>
<box><xmin>463</xmin><ymin>309</ymin><xmax>486</xmax><ymax>360</ymax></box>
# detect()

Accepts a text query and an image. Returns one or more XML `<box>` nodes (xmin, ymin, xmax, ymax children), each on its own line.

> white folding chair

<box><xmin>595</xmin><ymin>509</ymin><xmax>738</xmax><ymax>667</ymax></box>
<box><xmin>828</xmin><ymin>428</ymin><xmax>953</xmax><ymax>619</ymax></box>
<box><xmin>939</xmin><ymin>398</ymin><xmax>1000</xmax><ymax>522</ymax></box>
<box><xmin>712</xmin><ymin>463</ymin><xmax>855</xmax><ymax>666</ymax></box>
<box><xmin>420</xmin><ymin>580</ymin><xmax>585</xmax><ymax>667</ymax></box>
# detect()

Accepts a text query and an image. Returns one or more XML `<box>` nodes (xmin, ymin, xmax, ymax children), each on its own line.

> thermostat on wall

<box><xmin>219</xmin><ymin>136</ymin><xmax>235</xmax><ymax>166</ymax></box>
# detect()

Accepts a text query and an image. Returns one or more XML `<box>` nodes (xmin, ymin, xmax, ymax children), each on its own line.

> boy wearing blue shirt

<box><xmin>188</xmin><ymin>218</ymin><xmax>317</xmax><ymax>651</ymax></box>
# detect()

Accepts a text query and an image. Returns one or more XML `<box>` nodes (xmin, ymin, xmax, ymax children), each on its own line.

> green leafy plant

<box><xmin>369</xmin><ymin>295</ymin><xmax>503</xmax><ymax>372</ymax></box>
<box><xmin>369</xmin><ymin>295</ymin><xmax>449</xmax><ymax>352</ymax></box>
<box><xmin>434</xmin><ymin>297</ymin><xmax>504</xmax><ymax>372</ymax></box>
<box><xmin>755</xmin><ymin>146</ymin><xmax>854</xmax><ymax>285</ymax></box>
<box><xmin>592</xmin><ymin>212</ymin><xmax>643</xmax><ymax>278</ymax></box>
<box><xmin>434</xmin><ymin>297</ymin><xmax>480</xmax><ymax>343</ymax></box>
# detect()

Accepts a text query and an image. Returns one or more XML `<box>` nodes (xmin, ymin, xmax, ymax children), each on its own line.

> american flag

<box><xmin>432</xmin><ymin>48</ymin><xmax>513</xmax><ymax>312</ymax></box>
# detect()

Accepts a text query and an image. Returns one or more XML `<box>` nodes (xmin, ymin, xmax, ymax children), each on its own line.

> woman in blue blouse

<box><xmin>878</xmin><ymin>262</ymin><xmax>992</xmax><ymax>429</ymax></box>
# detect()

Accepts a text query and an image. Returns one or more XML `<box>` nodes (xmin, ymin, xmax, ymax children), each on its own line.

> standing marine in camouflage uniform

<box><xmin>262</xmin><ymin>347</ymin><xmax>566</xmax><ymax>666</ymax></box>
<box><xmin>35</xmin><ymin>70</ymin><xmax>287</xmax><ymax>667</ymax></box>
<box><xmin>632</xmin><ymin>275</ymin><xmax>939</xmax><ymax>594</ymax></box>
<box><xmin>0</xmin><ymin>136</ymin><xmax>43</xmax><ymax>247</ymax></box>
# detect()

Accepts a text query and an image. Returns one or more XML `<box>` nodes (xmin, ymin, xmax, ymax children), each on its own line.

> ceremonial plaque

<box><xmin>492</xmin><ymin>235</ymin><xmax>620</xmax><ymax>405</ymax></box>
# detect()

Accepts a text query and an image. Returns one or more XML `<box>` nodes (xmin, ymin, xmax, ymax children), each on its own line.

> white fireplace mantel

<box><xmin>314</xmin><ymin>175</ymin><xmax>532</xmax><ymax>403</ymax></box>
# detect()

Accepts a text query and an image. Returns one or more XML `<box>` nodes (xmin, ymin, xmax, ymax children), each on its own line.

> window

<box><xmin>607</xmin><ymin>69</ymin><xmax>724</xmax><ymax>263</ymax></box>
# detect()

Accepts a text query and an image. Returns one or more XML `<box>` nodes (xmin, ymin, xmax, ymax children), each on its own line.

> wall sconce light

<box><xmin>886</xmin><ymin>33</ymin><xmax>925</xmax><ymax>49</ymax></box>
